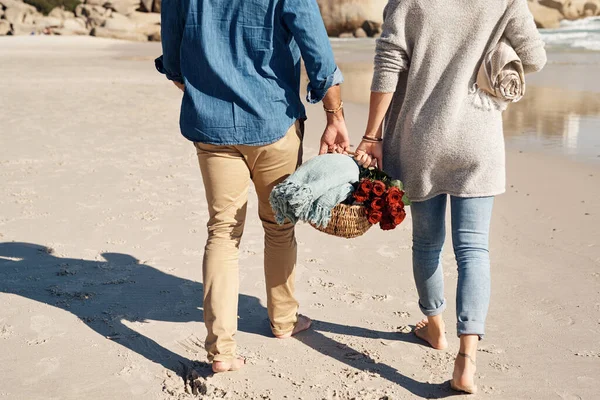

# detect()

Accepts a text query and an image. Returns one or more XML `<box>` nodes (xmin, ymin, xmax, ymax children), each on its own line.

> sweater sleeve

<box><xmin>504</xmin><ymin>0</ymin><xmax>547</xmax><ymax>74</ymax></box>
<box><xmin>371</xmin><ymin>1</ymin><xmax>410</xmax><ymax>93</ymax></box>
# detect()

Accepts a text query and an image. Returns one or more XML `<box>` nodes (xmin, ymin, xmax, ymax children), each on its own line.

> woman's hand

<box><xmin>354</xmin><ymin>139</ymin><xmax>383</xmax><ymax>169</ymax></box>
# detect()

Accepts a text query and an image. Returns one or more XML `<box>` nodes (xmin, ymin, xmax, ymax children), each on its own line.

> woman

<box><xmin>354</xmin><ymin>0</ymin><xmax>546</xmax><ymax>393</ymax></box>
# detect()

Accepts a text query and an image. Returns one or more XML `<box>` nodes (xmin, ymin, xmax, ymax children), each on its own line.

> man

<box><xmin>156</xmin><ymin>0</ymin><xmax>350</xmax><ymax>373</ymax></box>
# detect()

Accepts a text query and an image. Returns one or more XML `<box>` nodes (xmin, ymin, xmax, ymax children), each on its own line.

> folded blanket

<box><xmin>270</xmin><ymin>154</ymin><xmax>360</xmax><ymax>228</ymax></box>
<box><xmin>477</xmin><ymin>38</ymin><xmax>526</xmax><ymax>103</ymax></box>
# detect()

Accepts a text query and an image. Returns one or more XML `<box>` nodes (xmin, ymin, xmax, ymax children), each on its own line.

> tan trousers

<box><xmin>194</xmin><ymin>122</ymin><xmax>303</xmax><ymax>362</ymax></box>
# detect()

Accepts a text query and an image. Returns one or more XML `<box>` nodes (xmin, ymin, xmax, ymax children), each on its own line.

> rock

<box><xmin>103</xmin><ymin>13</ymin><xmax>136</xmax><ymax>31</ymax></box>
<box><xmin>317</xmin><ymin>0</ymin><xmax>387</xmax><ymax>37</ymax></box>
<box><xmin>23</xmin><ymin>11</ymin><xmax>38</xmax><ymax>25</ymax></box>
<box><xmin>339</xmin><ymin>32</ymin><xmax>354</xmax><ymax>39</ymax></box>
<box><xmin>106</xmin><ymin>0</ymin><xmax>141</xmax><ymax>15</ymax></box>
<box><xmin>53</xmin><ymin>27</ymin><xmax>89</xmax><ymax>35</ymax></box>
<box><xmin>91</xmin><ymin>26</ymin><xmax>147</xmax><ymax>41</ymax></box>
<box><xmin>537</xmin><ymin>0</ymin><xmax>600</xmax><ymax>20</ymax></box>
<box><xmin>4</xmin><ymin>8</ymin><xmax>25</xmax><ymax>25</ymax></box>
<box><xmin>561</xmin><ymin>0</ymin><xmax>597</xmax><ymax>19</ymax></box>
<box><xmin>137</xmin><ymin>22</ymin><xmax>159</xmax><ymax>36</ymax></box>
<box><xmin>152</xmin><ymin>0</ymin><xmax>161</xmax><ymax>13</ymax></box>
<box><xmin>63</xmin><ymin>17</ymin><xmax>89</xmax><ymax>34</ymax></box>
<box><xmin>0</xmin><ymin>0</ymin><xmax>37</xmax><ymax>14</ymax></box>
<box><xmin>85</xmin><ymin>0</ymin><xmax>108</xmax><ymax>5</ymax></box>
<box><xmin>0</xmin><ymin>20</ymin><xmax>10</xmax><ymax>36</ymax></box>
<box><xmin>353</xmin><ymin>27</ymin><xmax>367</xmax><ymax>38</ymax></box>
<box><xmin>140</xmin><ymin>0</ymin><xmax>153</xmax><ymax>12</ymax></box>
<box><xmin>128</xmin><ymin>11</ymin><xmax>161</xmax><ymax>26</ymax></box>
<box><xmin>148</xmin><ymin>30</ymin><xmax>160</xmax><ymax>41</ymax></box>
<box><xmin>75</xmin><ymin>4</ymin><xmax>108</xmax><ymax>28</ymax></box>
<box><xmin>361</xmin><ymin>20</ymin><xmax>381</xmax><ymax>37</ymax></box>
<box><xmin>34</xmin><ymin>16</ymin><xmax>64</xmax><ymax>28</ymax></box>
<box><xmin>49</xmin><ymin>7</ymin><xmax>75</xmax><ymax>20</ymax></box>
<box><xmin>528</xmin><ymin>1</ymin><xmax>564</xmax><ymax>28</ymax></box>
<box><xmin>10</xmin><ymin>23</ymin><xmax>40</xmax><ymax>35</ymax></box>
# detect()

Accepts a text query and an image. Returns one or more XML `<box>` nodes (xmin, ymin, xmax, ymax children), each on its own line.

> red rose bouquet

<box><xmin>352</xmin><ymin>168</ymin><xmax>410</xmax><ymax>231</ymax></box>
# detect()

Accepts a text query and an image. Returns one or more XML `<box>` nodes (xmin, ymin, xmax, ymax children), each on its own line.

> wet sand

<box><xmin>0</xmin><ymin>36</ymin><xmax>599</xmax><ymax>400</ymax></box>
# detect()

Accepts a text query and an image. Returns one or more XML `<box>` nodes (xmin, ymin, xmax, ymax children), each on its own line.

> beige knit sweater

<box><xmin>372</xmin><ymin>0</ymin><xmax>547</xmax><ymax>202</ymax></box>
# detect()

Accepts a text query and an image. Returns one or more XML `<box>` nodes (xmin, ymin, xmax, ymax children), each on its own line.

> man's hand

<box><xmin>354</xmin><ymin>139</ymin><xmax>383</xmax><ymax>169</ymax></box>
<box><xmin>173</xmin><ymin>81</ymin><xmax>185</xmax><ymax>92</ymax></box>
<box><xmin>319</xmin><ymin>114</ymin><xmax>350</xmax><ymax>155</ymax></box>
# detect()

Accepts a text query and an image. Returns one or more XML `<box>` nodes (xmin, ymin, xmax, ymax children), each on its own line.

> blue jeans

<box><xmin>411</xmin><ymin>195</ymin><xmax>494</xmax><ymax>338</ymax></box>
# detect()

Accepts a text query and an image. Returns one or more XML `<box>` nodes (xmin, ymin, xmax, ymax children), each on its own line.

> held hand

<box><xmin>319</xmin><ymin>116</ymin><xmax>350</xmax><ymax>155</ymax></box>
<box><xmin>354</xmin><ymin>139</ymin><xmax>383</xmax><ymax>169</ymax></box>
<box><xmin>173</xmin><ymin>81</ymin><xmax>185</xmax><ymax>92</ymax></box>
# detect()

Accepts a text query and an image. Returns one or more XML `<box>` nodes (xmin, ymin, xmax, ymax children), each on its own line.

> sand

<box><xmin>0</xmin><ymin>36</ymin><xmax>599</xmax><ymax>400</ymax></box>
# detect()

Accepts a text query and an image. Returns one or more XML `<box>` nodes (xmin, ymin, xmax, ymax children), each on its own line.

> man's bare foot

<box><xmin>451</xmin><ymin>352</ymin><xmax>477</xmax><ymax>394</ymax></box>
<box><xmin>275</xmin><ymin>315</ymin><xmax>312</xmax><ymax>339</ymax></box>
<box><xmin>413</xmin><ymin>319</ymin><xmax>448</xmax><ymax>350</ymax></box>
<box><xmin>212</xmin><ymin>357</ymin><xmax>245</xmax><ymax>373</ymax></box>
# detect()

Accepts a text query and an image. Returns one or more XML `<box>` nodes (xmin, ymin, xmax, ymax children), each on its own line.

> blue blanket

<box><xmin>269</xmin><ymin>154</ymin><xmax>360</xmax><ymax>228</ymax></box>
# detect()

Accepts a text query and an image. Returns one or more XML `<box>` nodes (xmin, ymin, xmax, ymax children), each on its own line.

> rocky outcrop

<box><xmin>530</xmin><ymin>0</ymin><xmax>600</xmax><ymax>28</ymax></box>
<box><xmin>317</xmin><ymin>0</ymin><xmax>386</xmax><ymax>37</ymax></box>
<box><xmin>0</xmin><ymin>0</ymin><xmax>160</xmax><ymax>40</ymax></box>
<box><xmin>2</xmin><ymin>0</ymin><xmax>600</xmax><ymax>41</ymax></box>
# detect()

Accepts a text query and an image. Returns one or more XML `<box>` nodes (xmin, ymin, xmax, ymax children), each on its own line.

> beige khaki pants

<box><xmin>194</xmin><ymin>122</ymin><xmax>303</xmax><ymax>362</ymax></box>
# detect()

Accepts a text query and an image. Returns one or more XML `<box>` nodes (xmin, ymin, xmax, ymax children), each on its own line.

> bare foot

<box><xmin>212</xmin><ymin>357</ymin><xmax>245</xmax><ymax>373</ymax></box>
<box><xmin>413</xmin><ymin>319</ymin><xmax>448</xmax><ymax>350</ymax></box>
<box><xmin>451</xmin><ymin>352</ymin><xmax>478</xmax><ymax>394</ymax></box>
<box><xmin>275</xmin><ymin>315</ymin><xmax>312</xmax><ymax>339</ymax></box>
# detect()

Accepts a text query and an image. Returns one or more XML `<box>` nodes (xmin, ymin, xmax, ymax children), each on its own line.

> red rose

<box><xmin>372</xmin><ymin>180</ymin><xmax>386</xmax><ymax>197</ymax></box>
<box><xmin>353</xmin><ymin>190</ymin><xmax>369</xmax><ymax>203</ymax></box>
<box><xmin>388</xmin><ymin>204</ymin><xmax>405</xmax><ymax>217</ymax></box>
<box><xmin>371</xmin><ymin>197</ymin><xmax>384</xmax><ymax>211</ymax></box>
<box><xmin>380</xmin><ymin>215</ymin><xmax>396</xmax><ymax>231</ymax></box>
<box><xmin>386</xmin><ymin>187</ymin><xmax>403</xmax><ymax>205</ymax></box>
<box><xmin>359</xmin><ymin>179</ymin><xmax>373</xmax><ymax>194</ymax></box>
<box><xmin>393</xmin><ymin>209</ymin><xmax>406</xmax><ymax>225</ymax></box>
<box><xmin>368</xmin><ymin>210</ymin><xmax>383</xmax><ymax>224</ymax></box>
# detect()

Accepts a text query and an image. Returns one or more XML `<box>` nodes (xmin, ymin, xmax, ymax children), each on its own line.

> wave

<box><xmin>540</xmin><ymin>16</ymin><xmax>600</xmax><ymax>51</ymax></box>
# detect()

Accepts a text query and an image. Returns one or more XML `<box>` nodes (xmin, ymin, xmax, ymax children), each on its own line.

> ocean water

<box><xmin>539</xmin><ymin>17</ymin><xmax>600</xmax><ymax>51</ymax></box>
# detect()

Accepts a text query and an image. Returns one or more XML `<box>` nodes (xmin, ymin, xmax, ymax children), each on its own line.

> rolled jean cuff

<box><xmin>457</xmin><ymin>321</ymin><xmax>485</xmax><ymax>339</ymax></box>
<box><xmin>419</xmin><ymin>299</ymin><xmax>447</xmax><ymax>317</ymax></box>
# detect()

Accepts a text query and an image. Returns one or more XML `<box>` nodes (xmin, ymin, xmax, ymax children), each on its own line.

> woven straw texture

<box><xmin>310</xmin><ymin>204</ymin><xmax>372</xmax><ymax>239</ymax></box>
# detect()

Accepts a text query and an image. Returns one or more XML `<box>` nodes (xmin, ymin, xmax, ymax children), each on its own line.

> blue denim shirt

<box><xmin>156</xmin><ymin>0</ymin><xmax>343</xmax><ymax>145</ymax></box>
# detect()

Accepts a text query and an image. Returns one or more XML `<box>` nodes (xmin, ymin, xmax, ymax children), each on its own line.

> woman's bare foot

<box><xmin>212</xmin><ymin>356</ymin><xmax>245</xmax><ymax>373</ymax></box>
<box><xmin>451</xmin><ymin>352</ymin><xmax>478</xmax><ymax>394</ymax></box>
<box><xmin>275</xmin><ymin>315</ymin><xmax>312</xmax><ymax>339</ymax></box>
<box><xmin>413</xmin><ymin>318</ymin><xmax>448</xmax><ymax>350</ymax></box>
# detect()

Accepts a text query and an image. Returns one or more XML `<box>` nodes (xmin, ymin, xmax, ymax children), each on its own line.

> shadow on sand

<box><xmin>0</xmin><ymin>242</ymin><xmax>457</xmax><ymax>398</ymax></box>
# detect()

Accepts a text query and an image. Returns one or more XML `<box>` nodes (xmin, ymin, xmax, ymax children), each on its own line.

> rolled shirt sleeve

<box><xmin>371</xmin><ymin>1</ymin><xmax>410</xmax><ymax>93</ymax></box>
<box><xmin>282</xmin><ymin>0</ymin><xmax>342</xmax><ymax>104</ymax></box>
<box><xmin>155</xmin><ymin>0</ymin><xmax>185</xmax><ymax>83</ymax></box>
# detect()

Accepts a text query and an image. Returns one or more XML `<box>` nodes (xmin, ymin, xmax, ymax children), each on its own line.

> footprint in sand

<box><xmin>24</xmin><ymin>357</ymin><xmax>60</xmax><ymax>384</ymax></box>
<box><xmin>394</xmin><ymin>311</ymin><xmax>411</xmax><ymax>318</ymax></box>
<box><xmin>376</xmin><ymin>245</ymin><xmax>398</xmax><ymax>258</ymax></box>
<box><xmin>372</xmin><ymin>294</ymin><xmax>392</xmax><ymax>302</ymax></box>
<box><xmin>0</xmin><ymin>323</ymin><xmax>14</xmax><ymax>339</ymax></box>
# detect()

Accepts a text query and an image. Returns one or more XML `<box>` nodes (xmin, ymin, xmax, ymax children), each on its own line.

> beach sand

<box><xmin>0</xmin><ymin>36</ymin><xmax>599</xmax><ymax>400</ymax></box>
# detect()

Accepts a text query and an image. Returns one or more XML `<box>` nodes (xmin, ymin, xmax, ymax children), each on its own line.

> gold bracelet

<box><xmin>323</xmin><ymin>101</ymin><xmax>344</xmax><ymax>114</ymax></box>
<box><xmin>362</xmin><ymin>135</ymin><xmax>383</xmax><ymax>142</ymax></box>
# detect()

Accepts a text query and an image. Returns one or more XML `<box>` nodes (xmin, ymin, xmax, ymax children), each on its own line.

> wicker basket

<box><xmin>310</xmin><ymin>203</ymin><xmax>372</xmax><ymax>239</ymax></box>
